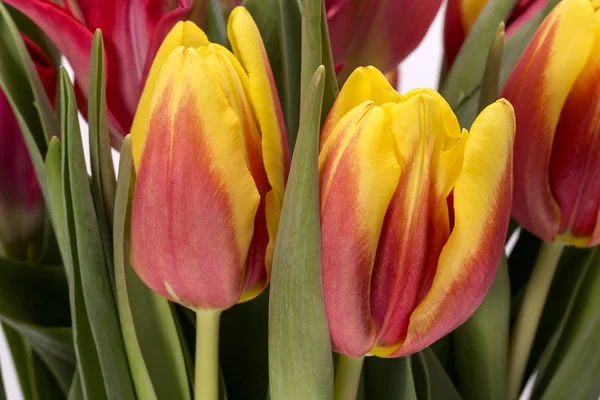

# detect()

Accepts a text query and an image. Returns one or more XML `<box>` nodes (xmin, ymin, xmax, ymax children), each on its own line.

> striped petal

<box><xmin>369</xmin><ymin>90</ymin><xmax>465</xmax><ymax>356</ymax></box>
<box><xmin>228</xmin><ymin>6</ymin><xmax>290</xmax><ymax>272</ymax></box>
<box><xmin>501</xmin><ymin>0</ymin><xmax>595</xmax><ymax>242</ymax></box>
<box><xmin>321</xmin><ymin>66</ymin><xmax>402</xmax><ymax>149</ymax></box>
<box><xmin>394</xmin><ymin>99</ymin><xmax>515</xmax><ymax>356</ymax></box>
<box><xmin>550</xmin><ymin>10</ymin><xmax>600</xmax><ymax>247</ymax></box>
<box><xmin>320</xmin><ymin>103</ymin><xmax>400</xmax><ymax>357</ymax></box>
<box><xmin>131</xmin><ymin>21</ymin><xmax>208</xmax><ymax>170</ymax></box>
<box><xmin>130</xmin><ymin>47</ymin><xmax>260</xmax><ymax>310</ymax></box>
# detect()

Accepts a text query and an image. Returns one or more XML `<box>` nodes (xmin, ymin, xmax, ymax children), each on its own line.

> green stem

<box><xmin>507</xmin><ymin>240</ymin><xmax>565</xmax><ymax>400</ymax></box>
<box><xmin>333</xmin><ymin>355</ymin><xmax>364</xmax><ymax>400</ymax></box>
<box><xmin>195</xmin><ymin>310</ymin><xmax>221</xmax><ymax>400</ymax></box>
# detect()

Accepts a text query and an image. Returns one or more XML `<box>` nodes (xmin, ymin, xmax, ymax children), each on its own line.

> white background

<box><xmin>0</xmin><ymin>4</ymin><xmax>447</xmax><ymax>399</ymax></box>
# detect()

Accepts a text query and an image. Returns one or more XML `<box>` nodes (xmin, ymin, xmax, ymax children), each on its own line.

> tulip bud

<box><xmin>444</xmin><ymin>0</ymin><xmax>550</xmax><ymax>67</ymax></box>
<box><xmin>502</xmin><ymin>0</ymin><xmax>600</xmax><ymax>247</ymax></box>
<box><xmin>319</xmin><ymin>67</ymin><xmax>515</xmax><ymax>357</ymax></box>
<box><xmin>130</xmin><ymin>7</ymin><xmax>290</xmax><ymax>311</ymax></box>
<box><xmin>0</xmin><ymin>36</ymin><xmax>56</xmax><ymax>258</ymax></box>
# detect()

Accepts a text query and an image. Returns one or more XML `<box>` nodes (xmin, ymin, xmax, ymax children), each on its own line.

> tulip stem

<box><xmin>333</xmin><ymin>354</ymin><xmax>364</xmax><ymax>400</ymax></box>
<box><xmin>507</xmin><ymin>240</ymin><xmax>565</xmax><ymax>400</ymax></box>
<box><xmin>195</xmin><ymin>310</ymin><xmax>221</xmax><ymax>400</ymax></box>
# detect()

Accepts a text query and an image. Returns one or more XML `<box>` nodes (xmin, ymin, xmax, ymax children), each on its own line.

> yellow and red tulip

<box><xmin>319</xmin><ymin>67</ymin><xmax>515</xmax><ymax>357</ymax></box>
<box><xmin>444</xmin><ymin>0</ymin><xmax>550</xmax><ymax>67</ymax></box>
<box><xmin>129</xmin><ymin>7</ymin><xmax>289</xmax><ymax>310</ymax></box>
<box><xmin>0</xmin><ymin>36</ymin><xmax>56</xmax><ymax>258</ymax></box>
<box><xmin>502</xmin><ymin>0</ymin><xmax>600</xmax><ymax>247</ymax></box>
<box><xmin>327</xmin><ymin>0</ymin><xmax>443</xmax><ymax>80</ymax></box>
<box><xmin>3</xmin><ymin>0</ymin><xmax>202</xmax><ymax>143</ymax></box>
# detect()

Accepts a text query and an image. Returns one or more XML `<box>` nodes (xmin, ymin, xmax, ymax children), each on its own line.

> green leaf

<box><xmin>421</xmin><ymin>348</ymin><xmax>462</xmax><ymax>400</ymax></box>
<box><xmin>531</xmin><ymin>247</ymin><xmax>600</xmax><ymax>399</ymax></box>
<box><xmin>268</xmin><ymin>66</ymin><xmax>333</xmax><ymax>400</ymax></box>
<box><xmin>34</xmin><ymin>346</ymin><xmax>75</xmax><ymax>395</ymax></box>
<box><xmin>318</xmin><ymin>0</ymin><xmax>338</xmax><ymax>118</ymax></box>
<box><xmin>60</xmin><ymin>70</ymin><xmax>135</xmax><ymax>399</ymax></box>
<box><xmin>88</xmin><ymin>30</ymin><xmax>116</xmax><ymax>286</ymax></box>
<box><xmin>440</xmin><ymin>0</ymin><xmax>517</xmax><ymax>108</ymax></box>
<box><xmin>300</xmin><ymin>0</ymin><xmax>322</xmax><ymax>101</ymax></box>
<box><xmin>220</xmin><ymin>290</ymin><xmax>269</xmax><ymax>399</ymax></box>
<box><xmin>453</xmin><ymin>257</ymin><xmax>509</xmax><ymax>400</ymax></box>
<box><xmin>68</xmin><ymin>372</ymin><xmax>83</xmax><ymax>400</ymax></box>
<box><xmin>49</xmin><ymin>92</ymin><xmax>107</xmax><ymax>400</ymax></box>
<box><xmin>0</xmin><ymin>3</ymin><xmax>58</xmax><ymax>143</ymax></box>
<box><xmin>477</xmin><ymin>23</ymin><xmax>504</xmax><ymax>113</ymax></box>
<box><xmin>206</xmin><ymin>0</ymin><xmax>228</xmax><ymax>47</ymax></box>
<box><xmin>114</xmin><ymin>136</ymin><xmax>190</xmax><ymax>400</ymax></box>
<box><xmin>243</xmin><ymin>0</ymin><xmax>302</xmax><ymax>150</ymax></box>
<box><xmin>412</xmin><ymin>352</ymin><xmax>430</xmax><ymax>400</ymax></box>
<box><xmin>1</xmin><ymin>324</ymin><xmax>64</xmax><ymax>400</ymax></box>
<box><xmin>526</xmin><ymin>247</ymin><xmax>590</xmax><ymax>378</ymax></box>
<box><xmin>0</xmin><ymin>257</ymin><xmax>69</xmax><ymax>327</ymax></box>
<box><xmin>5</xmin><ymin>323</ymin><xmax>73</xmax><ymax>365</ymax></box>
<box><xmin>363</xmin><ymin>356</ymin><xmax>417</xmax><ymax>400</ymax></box>
<box><xmin>3</xmin><ymin>322</ymin><xmax>36</xmax><ymax>400</ymax></box>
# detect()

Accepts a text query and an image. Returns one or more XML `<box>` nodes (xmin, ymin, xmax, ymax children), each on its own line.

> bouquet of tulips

<box><xmin>1</xmin><ymin>0</ymin><xmax>599</xmax><ymax>398</ymax></box>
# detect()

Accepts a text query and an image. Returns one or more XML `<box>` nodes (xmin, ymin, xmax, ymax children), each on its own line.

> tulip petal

<box><xmin>197</xmin><ymin>43</ymin><xmax>272</xmax><ymax>300</ymax></box>
<box><xmin>443</xmin><ymin>0</ymin><xmax>488</xmax><ymax>66</ymax></box>
<box><xmin>369</xmin><ymin>91</ymin><xmax>464</xmax><ymax>355</ymax></box>
<box><xmin>550</xmin><ymin>11</ymin><xmax>600</xmax><ymax>246</ymax></box>
<box><xmin>501</xmin><ymin>0</ymin><xmax>595</xmax><ymax>242</ymax></box>
<box><xmin>131</xmin><ymin>21</ymin><xmax>208</xmax><ymax>170</ymax></box>
<box><xmin>329</xmin><ymin>0</ymin><xmax>443</xmax><ymax>79</ymax></box>
<box><xmin>130</xmin><ymin>47</ymin><xmax>260</xmax><ymax>310</ymax></box>
<box><xmin>320</xmin><ymin>103</ymin><xmax>400</xmax><ymax>357</ymax></box>
<box><xmin>393</xmin><ymin>99</ymin><xmax>515</xmax><ymax>357</ymax></box>
<box><xmin>321</xmin><ymin>67</ymin><xmax>402</xmax><ymax>149</ymax></box>
<box><xmin>228</xmin><ymin>6</ymin><xmax>290</xmax><ymax>271</ymax></box>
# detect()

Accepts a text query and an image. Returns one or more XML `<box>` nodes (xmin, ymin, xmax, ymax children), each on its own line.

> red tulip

<box><xmin>3</xmin><ymin>0</ymin><xmax>200</xmax><ymax>144</ymax></box>
<box><xmin>0</xmin><ymin>36</ymin><xmax>56</xmax><ymax>257</ymax></box>
<box><xmin>319</xmin><ymin>67</ymin><xmax>515</xmax><ymax>357</ymax></box>
<box><xmin>444</xmin><ymin>0</ymin><xmax>550</xmax><ymax>67</ymax></box>
<box><xmin>326</xmin><ymin>0</ymin><xmax>443</xmax><ymax>79</ymax></box>
<box><xmin>130</xmin><ymin>9</ymin><xmax>289</xmax><ymax>310</ymax></box>
<box><xmin>502</xmin><ymin>0</ymin><xmax>600</xmax><ymax>247</ymax></box>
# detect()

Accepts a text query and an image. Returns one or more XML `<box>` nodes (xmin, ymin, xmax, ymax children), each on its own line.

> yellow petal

<box><xmin>322</xmin><ymin>66</ymin><xmax>403</xmax><ymax>148</ymax></box>
<box><xmin>228</xmin><ymin>6</ymin><xmax>290</xmax><ymax>273</ymax></box>
<box><xmin>131</xmin><ymin>21</ymin><xmax>209</xmax><ymax>170</ymax></box>
<box><xmin>131</xmin><ymin>47</ymin><xmax>260</xmax><ymax>309</ymax></box>
<box><xmin>396</xmin><ymin>99</ymin><xmax>515</xmax><ymax>356</ymax></box>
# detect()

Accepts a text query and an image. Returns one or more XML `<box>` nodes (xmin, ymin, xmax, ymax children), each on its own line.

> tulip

<box><xmin>501</xmin><ymin>0</ymin><xmax>600</xmax><ymax>247</ymax></box>
<box><xmin>444</xmin><ymin>0</ymin><xmax>550</xmax><ymax>67</ymax></box>
<box><xmin>130</xmin><ymin>7</ymin><xmax>289</xmax><ymax>311</ymax></box>
<box><xmin>0</xmin><ymin>36</ymin><xmax>56</xmax><ymax>258</ymax></box>
<box><xmin>3</xmin><ymin>0</ymin><xmax>202</xmax><ymax>143</ymax></box>
<box><xmin>319</xmin><ymin>67</ymin><xmax>515</xmax><ymax>360</ymax></box>
<box><xmin>327</xmin><ymin>0</ymin><xmax>443</xmax><ymax>80</ymax></box>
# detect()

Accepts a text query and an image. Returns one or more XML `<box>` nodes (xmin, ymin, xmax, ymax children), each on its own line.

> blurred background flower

<box><xmin>0</xmin><ymin>35</ymin><xmax>56</xmax><ymax>260</ymax></box>
<box><xmin>501</xmin><ymin>0</ymin><xmax>600</xmax><ymax>246</ymax></box>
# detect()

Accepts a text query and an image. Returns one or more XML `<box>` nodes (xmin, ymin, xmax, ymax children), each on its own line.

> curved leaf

<box><xmin>268</xmin><ymin>66</ymin><xmax>333</xmax><ymax>399</ymax></box>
